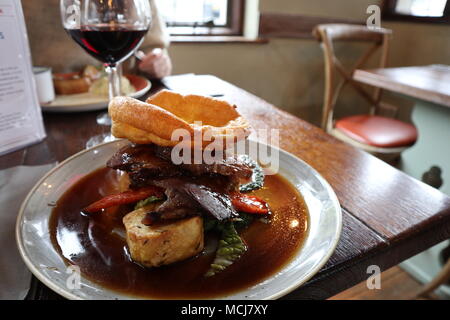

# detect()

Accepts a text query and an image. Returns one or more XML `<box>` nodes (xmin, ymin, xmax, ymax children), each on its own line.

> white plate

<box><xmin>16</xmin><ymin>139</ymin><xmax>342</xmax><ymax>300</ymax></box>
<box><xmin>41</xmin><ymin>75</ymin><xmax>151</xmax><ymax>113</ymax></box>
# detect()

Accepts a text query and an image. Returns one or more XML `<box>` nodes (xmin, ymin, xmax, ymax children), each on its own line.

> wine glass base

<box><xmin>97</xmin><ymin>112</ymin><xmax>112</xmax><ymax>126</ymax></box>
<box><xmin>86</xmin><ymin>133</ymin><xmax>117</xmax><ymax>149</ymax></box>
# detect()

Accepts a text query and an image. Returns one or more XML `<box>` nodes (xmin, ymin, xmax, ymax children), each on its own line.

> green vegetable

<box><xmin>203</xmin><ymin>212</ymin><xmax>253</xmax><ymax>233</ymax></box>
<box><xmin>134</xmin><ymin>196</ymin><xmax>163</xmax><ymax>210</ymax></box>
<box><xmin>233</xmin><ymin>212</ymin><xmax>254</xmax><ymax>230</ymax></box>
<box><xmin>203</xmin><ymin>216</ymin><xmax>218</xmax><ymax>232</ymax></box>
<box><xmin>205</xmin><ymin>222</ymin><xmax>247</xmax><ymax>277</ymax></box>
<box><xmin>202</xmin><ymin>195</ymin><xmax>257</xmax><ymax>277</ymax></box>
<box><xmin>238</xmin><ymin>155</ymin><xmax>265</xmax><ymax>193</ymax></box>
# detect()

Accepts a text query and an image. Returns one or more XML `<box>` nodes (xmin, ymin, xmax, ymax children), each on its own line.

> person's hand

<box><xmin>136</xmin><ymin>48</ymin><xmax>172</xmax><ymax>79</ymax></box>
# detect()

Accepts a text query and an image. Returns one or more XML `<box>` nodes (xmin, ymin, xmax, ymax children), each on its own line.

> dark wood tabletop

<box><xmin>2</xmin><ymin>76</ymin><xmax>450</xmax><ymax>300</ymax></box>
<box><xmin>354</xmin><ymin>64</ymin><xmax>450</xmax><ymax>107</ymax></box>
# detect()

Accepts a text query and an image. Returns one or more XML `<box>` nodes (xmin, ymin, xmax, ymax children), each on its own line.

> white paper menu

<box><xmin>0</xmin><ymin>0</ymin><xmax>45</xmax><ymax>156</ymax></box>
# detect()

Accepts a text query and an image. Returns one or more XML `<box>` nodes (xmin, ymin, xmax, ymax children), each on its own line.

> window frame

<box><xmin>382</xmin><ymin>0</ymin><xmax>450</xmax><ymax>23</ymax></box>
<box><xmin>166</xmin><ymin>0</ymin><xmax>245</xmax><ymax>36</ymax></box>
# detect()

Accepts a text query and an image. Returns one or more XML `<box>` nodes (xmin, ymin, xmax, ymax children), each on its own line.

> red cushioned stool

<box><xmin>335</xmin><ymin>115</ymin><xmax>417</xmax><ymax>148</ymax></box>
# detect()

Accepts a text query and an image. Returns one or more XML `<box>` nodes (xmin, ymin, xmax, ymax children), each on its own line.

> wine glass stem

<box><xmin>105</xmin><ymin>64</ymin><xmax>122</xmax><ymax>100</ymax></box>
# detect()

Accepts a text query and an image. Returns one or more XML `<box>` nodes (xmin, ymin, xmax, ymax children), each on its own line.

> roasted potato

<box><xmin>123</xmin><ymin>208</ymin><xmax>204</xmax><ymax>267</ymax></box>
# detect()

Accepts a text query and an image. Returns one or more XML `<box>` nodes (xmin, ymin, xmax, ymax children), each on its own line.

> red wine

<box><xmin>65</xmin><ymin>26</ymin><xmax>148</xmax><ymax>65</ymax></box>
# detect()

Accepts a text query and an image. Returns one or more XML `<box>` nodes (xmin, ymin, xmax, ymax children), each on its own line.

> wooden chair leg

<box><xmin>412</xmin><ymin>172</ymin><xmax>447</xmax><ymax>299</ymax></box>
<box><xmin>414</xmin><ymin>257</ymin><xmax>450</xmax><ymax>299</ymax></box>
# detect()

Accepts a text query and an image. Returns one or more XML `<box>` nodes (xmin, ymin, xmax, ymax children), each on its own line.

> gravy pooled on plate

<box><xmin>50</xmin><ymin>167</ymin><xmax>308</xmax><ymax>299</ymax></box>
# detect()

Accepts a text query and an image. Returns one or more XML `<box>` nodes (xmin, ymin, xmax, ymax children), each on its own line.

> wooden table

<box><xmin>354</xmin><ymin>65</ymin><xmax>450</xmax><ymax>108</ymax></box>
<box><xmin>2</xmin><ymin>76</ymin><xmax>450</xmax><ymax>300</ymax></box>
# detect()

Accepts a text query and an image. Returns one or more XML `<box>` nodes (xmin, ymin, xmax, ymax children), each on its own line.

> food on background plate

<box><xmin>53</xmin><ymin>71</ymin><xmax>92</xmax><ymax>95</ymax></box>
<box><xmin>89</xmin><ymin>75</ymin><xmax>135</xmax><ymax>96</ymax></box>
<box><xmin>52</xmin><ymin>65</ymin><xmax>135</xmax><ymax>96</ymax></box>
<box><xmin>50</xmin><ymin>90</ymin><xmax>308</xmax><ymax>298</ymax></box>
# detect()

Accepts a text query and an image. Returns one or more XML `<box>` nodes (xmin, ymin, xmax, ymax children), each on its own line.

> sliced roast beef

<box><xmin>154</xmin><ymin>182</ymin><xmax>202</xmax><ymax>220</ymax></box>
<box><xmin>107</xmin><ymin>144</ymin><xmax>182</xmax><ymax>176</ymax></box>
<box><xmin>108</xmin><ymin>144</ymin><xmax>253</xmax><ymax>219</ymax></box>
<box><xmin>107</xmin><ymin>145</ymin><xmax>183</xmax><ymax>188</ymax></box>
<box><xmin>184</xmin><ymin>183</ymin><xmax>238</xmax><ymax>220</ymax></box>
<box><xmin>108</xmin><ymin>144</ymin><xmax>253</xmax><ymax>189</ymax></box>
<box><xmin>151</xmin><ymin>178</ymin><xmax>238</xmax><ymax>221</ymax></box>
<box><xmin>155</xmin><ymin>146</ymin><xmax>253</xmax><ymax>179</ymax></box>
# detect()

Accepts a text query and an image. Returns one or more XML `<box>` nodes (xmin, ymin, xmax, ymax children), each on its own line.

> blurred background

<box><xmin>161</xmin><ymin>0</ymin><xmax>450</xmax><ymax>126</ymax></box>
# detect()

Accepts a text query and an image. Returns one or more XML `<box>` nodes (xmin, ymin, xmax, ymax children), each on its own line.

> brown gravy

<box><xmin>50</xmin><ymin>167</ymin><xmax>308</xmax><ymax>299</ymax></box>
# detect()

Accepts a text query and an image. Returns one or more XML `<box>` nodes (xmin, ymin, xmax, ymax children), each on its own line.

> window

<box><xmin>157</xmin><ymin>0</ymin><xmax>244</xmax><ymax>36</ymax></box>
<box><xmin>383</xmin><ymin>0</ymin><xmax>450</xmax><ymax>23</ymax></box>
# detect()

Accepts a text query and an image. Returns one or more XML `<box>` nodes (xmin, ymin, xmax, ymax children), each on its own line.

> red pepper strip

<box><xmin>82</xmin><ymin>186</ymin><xmax>165</xmax><ymax>214</ymax></box>
<box><xmin>230</xmin><ymin>193</ymin><xmax>270</xmax><ymax>215</ymax></box>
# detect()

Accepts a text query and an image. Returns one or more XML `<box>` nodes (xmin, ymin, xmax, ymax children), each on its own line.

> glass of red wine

<box><xmin>60</xmin><ymin>0</ymin><xmax>151</xmax><ymax>129</ymax></box>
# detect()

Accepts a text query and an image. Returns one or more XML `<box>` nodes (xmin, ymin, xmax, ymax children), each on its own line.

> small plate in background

<box><xmin>41</xmin><ymin>75</ymin><xmax>151</xmax><ymax>113</ymax></box>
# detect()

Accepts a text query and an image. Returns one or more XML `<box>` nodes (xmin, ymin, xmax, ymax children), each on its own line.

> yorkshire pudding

<box><xmin>109</xmin><ymin>90</ymin><xmax>250</xmax><ymax>148</ymax></box>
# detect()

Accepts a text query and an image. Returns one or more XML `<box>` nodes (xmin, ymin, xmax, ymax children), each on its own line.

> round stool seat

<box><xmin>335</xmin><ymin>115</ymin><xmax>418</xmax><ymax>148</ymax></box>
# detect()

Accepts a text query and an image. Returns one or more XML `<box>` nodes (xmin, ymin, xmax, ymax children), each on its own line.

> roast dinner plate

<box><xmin>16</xmin><ymin>139</ymin><xmax>341</xmax><ymax>300</ymax></box>
<box><xmin>41</xmin><ymin>75</ymin><xmax>151</xmax><ymax>113</ymax></box>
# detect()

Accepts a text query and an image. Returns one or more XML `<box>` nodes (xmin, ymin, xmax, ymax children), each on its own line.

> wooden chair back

<box><xmin>313</xmin><ymin>24</ymin><xmax>393</xmax><ymax>130</ymax></box>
